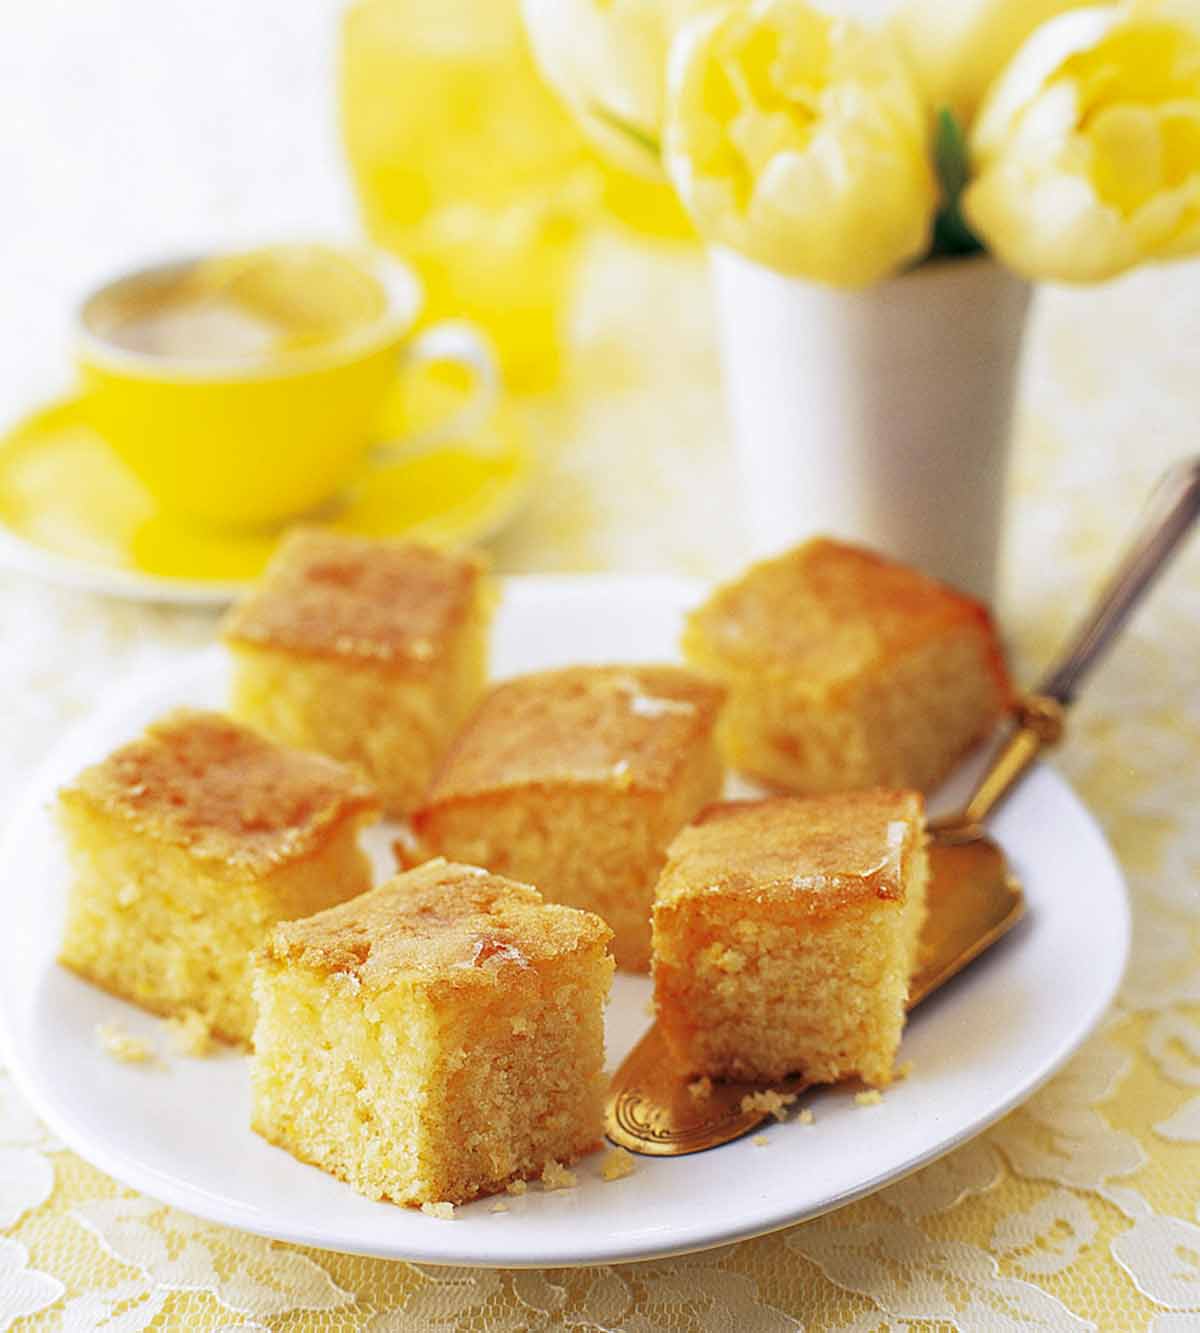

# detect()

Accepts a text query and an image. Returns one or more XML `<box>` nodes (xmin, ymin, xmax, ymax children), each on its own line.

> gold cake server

<box><xmin>607</xmin><ymin>456</ymin><xmax>1200</xmax><ymax>1156</ymax></box>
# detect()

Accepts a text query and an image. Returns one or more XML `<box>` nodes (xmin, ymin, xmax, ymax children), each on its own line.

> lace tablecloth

<box><xmin>2</xmin><ymin>233</ymin><xmax>1199</xmax><ymax>1332</ymax></box>
<box><xmin>5</xmin><ymin>3</ymin><xmax>1200</xmax><ymax>1321</ymax></box>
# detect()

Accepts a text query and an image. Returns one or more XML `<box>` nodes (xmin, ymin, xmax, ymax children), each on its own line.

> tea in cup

<box><xmin>77</xmin><ymin>242</ymin><xmax>497</xmax><ymax>528</ymax></box>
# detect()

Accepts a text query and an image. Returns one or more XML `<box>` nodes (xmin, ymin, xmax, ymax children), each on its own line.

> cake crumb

<box><xmin>489</xmin><ymin>1200</ymin><xmax>509</xmax><ymax>1213</ymax></box>
<box><xmin>96</xmin><ymin>1022</ymin><xmax>154</xmax><ymax>1064</ymax></box>
<box><xmin>740</xmin><ymin>1090</ymin><xmax>796</xmax><ymax>1120</ymax></box>
<box><xmin>855</xmin><ymin>1090</ymin><xmax>883</xmax><ymax>1106</ymax></box>
<box><xmin>600</xmin><ymin>1148</ymin><xmax>636</xmax><ymax>1182</ymax></box>
<box><xmin>163</xmin><ymin>1008</ymin><xmax>212</xmax><ymax>1057</ymax></box>
<box><xmin>895</xmin><ymin>1060</ymin><xmax>915</xmax><ymax>1080</ymax></box>
<box><xmin>541</xmin><ymin>1160</ymin><xmax>578</xmax><ymax>1191</ymax></box>
<box><xmin>752</xmin><ymin>1134</ymin><xmax>770</xmax><ymax>1147</ymax></box>
<box><xmin>506</xmin><ymin>1179</ymin><xmax>528</xmax><ymax>1196</ymax></box>
<box><xmin>421</xmin><ymin>1201</ymin><xmax>456</xmax><ymax>1220</ymax></box>
<box><xmin>510</xmin><ymin>1016</ymin><xmax>531</xmax><ymax>1036</ymax></box>
<box><xmin>797</xmin><ymin>1108</ymin><xmax>815</xmax><ymax>1125</ymax></box>
<box><xmin>688</xmin><ymin>1076</ymin><xmax>713</xmax><ymax>1101</ymax></box>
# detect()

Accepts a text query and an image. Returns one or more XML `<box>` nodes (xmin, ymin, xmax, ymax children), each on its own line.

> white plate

<box><xmin>0</xmin><ymin>575</ymin><xmax>1131</xmax><ymax>1268</ymax></box>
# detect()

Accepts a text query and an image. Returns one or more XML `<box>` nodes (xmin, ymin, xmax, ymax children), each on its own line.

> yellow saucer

<box><xmin>0</xmin><ymin>377</ymin><xmax>531</xmax><ymax>604</ymax></box>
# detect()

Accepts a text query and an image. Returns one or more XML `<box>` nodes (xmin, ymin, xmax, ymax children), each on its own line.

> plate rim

<box><xmin>0</xmin><ymin>574</ymin><xmax>1132</xmax><ymax>1268</ymax></box>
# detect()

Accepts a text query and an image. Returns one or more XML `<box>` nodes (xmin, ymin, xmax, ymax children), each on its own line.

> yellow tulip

<box><xmin>965</xmin><ymin>0</ymin><xmax>1200</xmax><ymax>283</ymax></box>
<box><xmin>663</xmin><ymin>0</ymin><xmax>937</xmax><ymax>287</ymax></box>
<box><xmin>521</xmin><ymin>0</ymin><xmax>712</xmax><ymax>178</ymax></box>
<box><xmin>888</xmin><ymin>0</ymin><xmax>1095</xmax><ymax>125</ymax></box>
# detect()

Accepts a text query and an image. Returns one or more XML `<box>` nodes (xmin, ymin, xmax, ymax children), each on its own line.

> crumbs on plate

<box><xmin>541</xmin><ymin>1160</ymin><xmax>578</xmax><ymax>1191</ymax></box>
<box><xmin>739</xmin><ymin>1090</ymin><xmax>796</xmax><ymax>1119</ymax></box>
<box><xmin>600</xmin><ymin>1148</ymin><xmax>637</xmax><ymax>1182</ymax></box>
<box><xmin>163</xmin><ymin>1008</ymin><xmax>212</xmax><ymax>1057</ymax></box>
<box><xmin>96</xmin><ymin>1022</ymin><xmax>154</xmax><ymax>1064</ymax></box>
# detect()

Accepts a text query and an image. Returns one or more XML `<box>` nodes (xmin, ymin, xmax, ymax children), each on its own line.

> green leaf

<box><xmin>934</xmin><ymin>107</ymin><xmax>971</xmax><ymax>204</ymax></box>
<box><xmin>587</xmin><ymin>101</ymin><xmax>663</xmax><ymax>162</ymax></box>
<box><xmin>928</xmin><ymin>107</ymin><xmax>985</xmax><ymax>260</ymax></box>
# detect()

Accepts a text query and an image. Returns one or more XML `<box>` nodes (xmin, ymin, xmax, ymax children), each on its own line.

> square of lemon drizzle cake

<box><xmin>410</xmin><ymin>665</ymin><xmax>725</xmax><ymax>972</ymax></box>
<box><xmin>250</xmin><ymin>860</ymin><xmax>613</xmax><ymax>1207</ymax></box>
<box><xmin>682</xmin><ymin>538</ymin><xmax>1011</xmax><ymax>796</ymax></box>
<box><xmin>223</xmin><ymin>528</ymin><xmax>493</xmax><ymax>816</ymax></box>
<box><xmin>652</xmin><ymin>791</ymin><xmax>928</xmax><ymax>1088</ymax></box>
<box><xmin>57</xmin><ymin>709</ymin><xmax>378</xmax><ymax>1046</ymax></box>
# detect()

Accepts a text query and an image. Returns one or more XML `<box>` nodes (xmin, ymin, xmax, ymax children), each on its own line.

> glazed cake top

<box><xmin>61</xmin><ymin>709</ymin><xmax>378</xmax><ymax>872</ymax></box>
<box><xmin>656</xmin><ymin>791</ymin><xmax>924</xmax><ymax>913</ymax></box>
<box><xmin>685</xmin><ymin>538</ymin><xmax>1010</xmax><ymax>694</ymax></box>
<box><xmin>419</xmin><ymin>665</ymin><xmax>725</xmax><ymax>802</ymax></box>
<box><xmin>222</xmin><ymin>528</ymin><xmax>486</xmax><ymax>669</ymax></box>
<box><xmin>262</xmin><ymin>859</ymin><xmax>612</xmax><ymax>989</ymax></box>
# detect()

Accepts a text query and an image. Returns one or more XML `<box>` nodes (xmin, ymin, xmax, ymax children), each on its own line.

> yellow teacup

<box><xmin>77</xmin><ymin>242</ymin><xmax>498</xmax><ymax>529</ymax></box>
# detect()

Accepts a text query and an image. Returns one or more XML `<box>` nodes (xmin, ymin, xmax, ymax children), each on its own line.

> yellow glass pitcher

<box><xmin>339</xmin><ymin>0</ymin><xmax>692</xmax><ymax>395</ymax></box>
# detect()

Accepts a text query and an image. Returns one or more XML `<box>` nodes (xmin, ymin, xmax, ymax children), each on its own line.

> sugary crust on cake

<box><xmin>417</xmin><ymin>665</ymin><xmax>726</xmax><ymax>803</ymax></box>
<box><xmin>222</xmin><ymin>528</ymin><xmax>488</xmax><ymax>670</ymax></box>
<box><xmin>684</xmin><ymin>538</ymin><xmax>1012</xmax><ymax>703</ymax></box>
<box><xmin>59</xmin><ymin>709</ymin><xmax>378</xmax><ymax>872</ymax></box>
<box><xmin>655</xmin><ymin>791</ymin><xmax>925</xmax><ymax>914</ymax></box>
<box><xmin>262</xmin><ymin>859</ymin><xmax>612</xmax><ymax>989</ymax></box>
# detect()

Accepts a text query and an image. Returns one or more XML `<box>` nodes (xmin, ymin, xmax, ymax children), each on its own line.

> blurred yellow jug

<box><xmin>339</xmin><ymin>0</ymin><xmax>692</xmax><ymax>395</ymax></box>
<box><xmin>77</xmin><ymin>242</ymin><xmax>497</xmax><ymax>529</ymax></box>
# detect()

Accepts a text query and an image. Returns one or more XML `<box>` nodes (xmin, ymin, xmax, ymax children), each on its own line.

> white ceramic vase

<box><xmin>711</xmin><ymin>247</ymin><xmax>1032</xmax><ymax>603</ymax></box>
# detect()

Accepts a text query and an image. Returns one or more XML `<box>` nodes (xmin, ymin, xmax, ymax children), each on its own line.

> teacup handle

<box><xmin>371</xmin><ymin>320</ymin><xmax>500</xmax><ymax>462</ymax></box>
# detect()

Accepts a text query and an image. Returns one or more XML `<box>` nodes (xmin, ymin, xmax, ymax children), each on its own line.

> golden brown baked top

<box><xmin>684</xmin><ymin>538</ymin><xmax>1012</xmax><ymax>699</ymax></box>
<box><xmin>61</xmin><ymin>709</ymin><xmax>378</xmax><ymax>872</ymax></box>
<box><xmin>222</xmin><ymin>528</ymin><xmax>487</xmax><ymax>669</ymax></box>
<box><xmin>656</xmin><ymin>790</ymin><xmax>924</xmax><ymax>913</ymax></box>
<box><xmin>263</xmin><ymin>859</ymin><xmax>612</xmax><ymax>988</ymax></box>
<box><xmin>417</xmin><ymin>665</ymin><xmax>726</xmax><ymax>803</ymax></box>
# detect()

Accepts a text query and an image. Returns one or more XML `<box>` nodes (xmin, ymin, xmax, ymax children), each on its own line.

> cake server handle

<box><xmin>957</xmin><ymin>456</ymin><xmax>1200</xmax><ymax>828</ymax></box>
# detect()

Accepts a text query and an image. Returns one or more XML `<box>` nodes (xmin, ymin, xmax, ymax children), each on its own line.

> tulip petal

<box><xmin>1090</xmin><ymin>104</ymin><xmax>1164</xmax><ymax>211</ymax></box>
<box><xmin>968</xmin><ymin>0</ymin><xmax>1200</xmax><ymax>282</ymax></box>
<box><xmin>521</xmin><ymin>0</ymin><xmax>680</xmax><ymax>178</ymax></box>
<box><xmin>889</xmin><ymin>0</ymin><xmax>1099</xmax><ymax>125</ymax></box>
<box><xmin>665</xmin><ymin>0</ymin><xmax>936</xmax><ymax>286</ymax></box>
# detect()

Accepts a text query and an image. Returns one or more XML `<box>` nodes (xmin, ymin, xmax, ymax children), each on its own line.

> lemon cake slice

<box><xmin>683</xmin><ymin>538</ymin><xmax>1011</xmax><ymax>795</ymax></box>
<box><xmin>251</xmin><ymin>859</ymin><xmax>613</xmax><ymax>1206</ymax></box>
<box><xmin>410</xmin><ymin>665</ymin><xmax>725</xmax><ymax>972</ymax></box>
<box><xmin>223</xmin><ymin>528</ymin><xmax>493</xmax><ymax>816</ymax></box>
<box><xmin>58</xmin><ymin>709</ymin><xmax>378</xmax><ymax>1045</ymax></box>
<box><xmin>652</xmin><ymin>791</ymin><xmax>928</xmax><ymax>1087</ymax></box>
